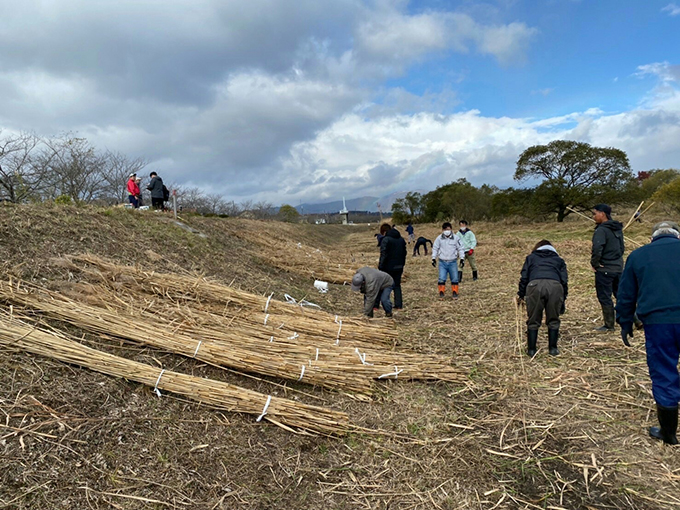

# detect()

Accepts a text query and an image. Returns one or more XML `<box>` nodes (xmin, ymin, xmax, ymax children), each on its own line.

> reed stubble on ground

<box><xmin>1</xmin><ymin>204</ymin><xmax>680</xmax><ymax>509</ymax></box>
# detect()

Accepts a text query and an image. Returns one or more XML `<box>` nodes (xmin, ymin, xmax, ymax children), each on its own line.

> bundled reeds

<box><xmin>0</xmin><ymin>280</ymin><xmax>376</xmax><ymax>396</ymax></box>
<box><xmin>67</xmin><ymin>254</ymin><xmax>396</xmax><ymax>344</ymax></box>
<box><xmin>0</xmin><ymin>313</ymin><xmax>349</xmax><ymax>435</ymax></box>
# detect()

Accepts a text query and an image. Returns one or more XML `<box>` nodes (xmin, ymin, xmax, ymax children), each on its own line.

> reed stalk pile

<box><xmin>0</xmin><ymin>313</ymin><xmax>349</xmax><ymax>435</ymax></box>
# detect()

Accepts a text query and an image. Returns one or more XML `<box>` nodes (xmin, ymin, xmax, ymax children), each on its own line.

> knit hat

<box><xmin>350</xmin><ymin>273</ymin><xmax>365</xmax><ymax>292</ymax></box>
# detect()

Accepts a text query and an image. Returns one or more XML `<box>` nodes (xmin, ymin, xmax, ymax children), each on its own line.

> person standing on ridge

<box><xmin>126</xmin><ymin>173</ymin><xmax>141</xmax><ymax>208</ymax></box>
<box><xmin>147</xmin><ymin>171</ymin><xmax>165</xmax><ymax>211</ymax></box>
<box><xmin>379</xmin><ymin>224</ymin><xmax>407</xmax><ymax>310</ymax></box>
<box><xmin>458</xmin><ymin>220</ymin><xmax>478</xmax><ymax>282</ymax></box>
<box><xmin>432</xmin><ymin>222</ymin><xmax>465</xmax><ymax>299</ymax></box>
<box><xmin>516</xmin><ymin>240</ymin><xmax>568</xmax><ymax>357</ymax></box>
<box><xmin>616</xmin><ymin>222</ymin><xmax>680</xmax><ymax>445</ymax></box>
<box><xmin>591</xmin><ymin>204</ymin><xmax>625</xmax><ymax>331</ymax></box>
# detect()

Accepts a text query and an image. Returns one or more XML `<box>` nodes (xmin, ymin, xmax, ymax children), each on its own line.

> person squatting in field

<box><xmin>516</xmin><ymin>240</ymin><xmax>568</xmax><ymax>357</ymax></box>
<box><xmin>378</xmin><ymin>224</ymin><xmax>407</xmax><ymax>310</ymax></box>
<box><xmin>413</xmin><ymin>237</ymin><xmax>433</xmax><ymax>256</ymax></box>
<box><xmin>351</xmin><ymin>267</ymin><xmax>394</xmax><ymax>318</ymax></box>
<box><xmin>616</xmin><ymin>221</ymin><xmax>680</xmax><ymax>445</ymax></box>
<box><xmin>431</xmin><ymin>222</ymin><xmax>465</xmax><ymax>299</ymax></box>
<box><xmin>458</xmin><ymin>220</ymin><xmax>478</xmax><ymax>282</ymax></box>
<box><xmin>591</xmin><ymin>204</ymin><xmax>625</xmax><ymax>332</ymax></box>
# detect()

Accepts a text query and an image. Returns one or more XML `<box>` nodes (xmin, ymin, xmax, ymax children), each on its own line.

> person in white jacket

<box><xmin>432</xmin><ymin>222</ymin><xmax>466</xmax><ymax>298</ymax></box>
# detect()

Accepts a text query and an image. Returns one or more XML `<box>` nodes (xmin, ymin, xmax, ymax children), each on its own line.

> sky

<box><xmin>1</xmin><ymin>0</ymin><xmax>679</xmax><ymax>205</ymax></box>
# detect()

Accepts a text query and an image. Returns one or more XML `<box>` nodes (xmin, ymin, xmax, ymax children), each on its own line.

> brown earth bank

<box><xmin>1</xmin><ymin>202</ymin><xmax>679</xmax><ymax>509</ymax></box>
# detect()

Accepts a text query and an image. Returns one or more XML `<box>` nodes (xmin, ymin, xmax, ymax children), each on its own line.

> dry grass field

<box><xmin>1</xmin><ymin>202</ymin><xmax>679</xmax><ymax>509</ymax></box>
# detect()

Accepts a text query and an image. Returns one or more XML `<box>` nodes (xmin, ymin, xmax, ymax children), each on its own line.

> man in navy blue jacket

<box><xmin>616</xmin><ymin>221</ymin><xmax>680</xmax><ymax>445</ymax></box>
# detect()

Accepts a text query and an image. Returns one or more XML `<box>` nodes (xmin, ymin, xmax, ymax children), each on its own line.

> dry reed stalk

<box><xmin>67</xmin><ymin>254</ymin><xmax>396</xmax><ymax>342</ymax></box>
<box><xmin>566</xmin><ymin>206</ymin><xmax>595</xmax><ymax>223</ymax></box>
<box><xmin>623</xmin><ymin>201</ymin><xmax>655</xmax><ymax>231</ymax></box>
<box><xmin>0</xmin><ymin>313</ymin><xmax>349</xmax><ymax>435</ymax></box>
<box><xmin>222</xmin><ymin>227</ymin><xmax>357</xmax><ymax>283</ymax></box>
<box><xmin>0</xmin><ymin>281</ymin><xmax>375</xmax><ymax>396</ymax></box>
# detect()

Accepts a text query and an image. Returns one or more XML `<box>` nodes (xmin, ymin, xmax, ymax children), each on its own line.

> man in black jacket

<box><xmin>591</xmin><ymin>204</ymin><xmax>624</xmax><ymax>331</ymax></box>
<box><xmin>147</xmin><ymin>171</ymin><xmax>165</xmax><ymax>211</ymax></box>
<box><xmin>378</xmin><ymin>224</ymin><xmax>407</xmax><ymax>310</ymax></box>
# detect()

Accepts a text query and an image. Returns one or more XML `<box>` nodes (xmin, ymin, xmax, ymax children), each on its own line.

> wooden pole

<box><xmin>566</xmin><ymin>206</ymin><xmax>595</xmax><ymax>223</ymax></box>
<box><xmin>623</xmin><ymin>201</ymin><xmax>644</xmax><ymax>231</ymax></box>
<box><xmin>623</xmin><ymin>202</ymin><xmax>656</xmax><ymax>231</ymax></box>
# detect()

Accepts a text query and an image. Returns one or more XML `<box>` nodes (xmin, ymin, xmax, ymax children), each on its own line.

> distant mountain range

<box><xmin>296</xmin><ymin>190</ymin><xmax>426</xmax><ymax>214</ymax></box>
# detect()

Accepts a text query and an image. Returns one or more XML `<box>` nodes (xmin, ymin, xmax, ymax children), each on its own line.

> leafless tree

<box><xmin>0</xmin><ymin>132</ymin><xmax>49</xmax><ymax>203</ymax></box>
<box><xmin>100</xmin><ymin>151</ymin><xmax>147</xmax><ymax>204</ymax></box>
<box><xmin>252</xmin><ymin>200</ymin><xmax>274</xmax><ymax>219</ymax></box>
<box><xmin>41</xmin><ymin>136</ymin><xmax>107</xmax><ymax>202</ymax></box>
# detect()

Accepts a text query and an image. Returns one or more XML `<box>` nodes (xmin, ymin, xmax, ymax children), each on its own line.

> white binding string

<box><xmin>263</xmin><ymin>314</ymin><xmax>269</xmax><ymax>325</ymax></box>
<box><xmin>284</xmin><ymin>294</ymin><xmax>322</xmax><ymax>309</ymax></box>
<box><xmin>269</xmin><ymin>336</ymin><xmax>274</xmax><ymax>342</ymax></box>
<box><xmin>264</xmin><ymin>293</ymin><xmax>273</xmax><ymax>313</ymax></box>
<box><xmin>355</xmin><ymin>348</ymin><xmax>373</xmax><ymax>366</ymax></box>
<box><xmin>193</xmin><ymin>341</ymin><xmax>202</xmax><ymax>358</ymax></box>
<box><xmin>288</xmin><ymin>332</ymin><xmax>299</xmax><ymax>340</ymax></box>
<box><xmin>315</xmin><ymin>348</ymin><xmax>319</xmax><ymax>361</ymax></box>
<box><xmin>153</xmin><ymin>369</ymin><xmax>166</xmax><ymax>397</ymax></box>
<box><xmin>336</xmin><ymin>320</ymin><xmax>343</xmax><ymax>343</ymax></box>
<box><xmin>378</xmin><ymin>366</ymin><xmax>403</xmax><ymax>379</ymax></box>
<box><xmin>334</xmin><ymin>315</ymin><xmax>339</xmax><ymax>323</ymax></box>
<box><xmin>298</xmin><ymin>365</ymin><xmax>306</xmax><ymax>381</ymax></box>
<box><xmin>256</xmin><ymin>395</ymin><xmax>272</xmax><ymax>422</ymax></box>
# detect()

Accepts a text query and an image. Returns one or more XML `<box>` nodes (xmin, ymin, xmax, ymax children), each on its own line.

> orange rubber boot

<box><xmin>451</xmin><ymin>284</ymin><xmax>459</xmax><ymax>298</ymax></box>
<box><xmin>438</xmin><ymin>284</ymin><xmax>446</xmax><ymax>298</ymax></box>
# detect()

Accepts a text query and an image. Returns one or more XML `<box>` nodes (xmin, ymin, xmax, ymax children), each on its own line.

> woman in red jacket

<box><xmin>127</xmin><ymin>173</ymin><xmax>141</xmax><ymax>208</ymax></box>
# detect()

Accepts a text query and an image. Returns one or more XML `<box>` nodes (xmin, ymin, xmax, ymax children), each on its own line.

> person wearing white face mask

<box><xmin>431</xmin><ymin>222</ymin><xmax>466</xmax><ymax>298</ymax></box>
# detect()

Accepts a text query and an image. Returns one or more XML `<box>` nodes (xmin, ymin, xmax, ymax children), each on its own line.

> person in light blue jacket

<box><xmin>458</xmin><ymin>220</ymin><xmax>478</xmax><ymax>282</ymax></box>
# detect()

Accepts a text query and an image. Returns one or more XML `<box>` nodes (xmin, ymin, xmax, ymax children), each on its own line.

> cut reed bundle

<box><xmin>0</xmin><ymin>281</ymin><xmax>374</xmax><ymax>396</ymax></box>
<box><xmin>67</xmin><ymin>254</ymin><xmax>396</xmax><ymax>343</ymax></box>
<box><xmin>0</xmin><ymin>313</ymin><xmax>349</xmax><ymax>435</ymax></box>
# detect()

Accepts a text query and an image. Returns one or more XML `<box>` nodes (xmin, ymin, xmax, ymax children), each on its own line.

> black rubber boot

<box><xmin>527</xmin><ymin>329</ymin><xmax>538</xmax><ymax>357</ymax></box>
<box><xmin>472</xmin><ymin>270</ymin><xmax>478</xmax><ymax>281</ymax></box>
<box><xmin>548</xmin><ymin>328</ymin><xmax>560</xmax><ymax>356</ymax></box>
<box><xmin>459</xmin><ymin>272</ymin><xmax>463</xmax><ymax>283</ymax></box>
<box><xmin>595</xmin><ymin>305</ymin><xmax>615</xmax><ymax>332</ymax></box>
<box><xmin>649</xmin><ymin>405</ymin><xmax>679</xmax><ymax>445</ymax></box>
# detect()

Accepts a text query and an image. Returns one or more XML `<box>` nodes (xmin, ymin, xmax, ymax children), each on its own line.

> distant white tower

<box><xmin>339</xmin><ymin>197</ymin><xmax>349</xmax><ymax>225</ymax></box>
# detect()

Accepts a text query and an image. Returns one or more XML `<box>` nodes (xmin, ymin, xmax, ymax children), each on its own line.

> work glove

<box><xmin>467</xmin><ymin>249</ymin><xmax>474</xmax><ymax>256</ymax></box>
<box><xmin>460</xmin><ymin>259</ymin><xmax>465</xmax><ymax>268</ymax></box>
<box><xmin>620</xmin><ymin>323</ymin><xmax>633</xmax><ymax>347</ymax></box>
<box><xmin>431</xmin><ymin>259</ymin><xmax>436</xmax><ymax>268</ymax></box>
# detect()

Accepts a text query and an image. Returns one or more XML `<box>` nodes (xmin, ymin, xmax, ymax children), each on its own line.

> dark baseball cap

<box><xmin>593</xmin><ymin>204</ymin><xmax>612</xmax><ymax>216</ymax></box>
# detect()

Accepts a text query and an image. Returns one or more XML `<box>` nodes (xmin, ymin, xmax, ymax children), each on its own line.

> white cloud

<box><xmin>662</xmin><ymin>3</ymin><xmax>680</xmax><ymax>16</ymax></box>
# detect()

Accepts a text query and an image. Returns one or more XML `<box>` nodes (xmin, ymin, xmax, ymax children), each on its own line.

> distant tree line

<box><xmin>391</xmin><ymin>140</ymin><xmax>680</xmax><ymax>223</ymax></box>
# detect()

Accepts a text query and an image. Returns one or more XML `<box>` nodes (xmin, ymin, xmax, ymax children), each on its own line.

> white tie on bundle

<box><xmin>378</xmin><ymin>366</ymin><xmax>403</xmax><ymax>379</ymax></box>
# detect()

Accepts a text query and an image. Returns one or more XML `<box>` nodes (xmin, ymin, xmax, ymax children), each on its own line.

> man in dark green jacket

<box><xmin>379</xmin><ymin>225</ymin><xmax>407</xmax><ymax>309</ymax></box>
<box><xmin>591</xmin><ymin>204</ymin><xmax>624</xmax><ymax>331</ymax></box>
<box><xmin>616</xmin><ymin>221</ymin><xmax>680</xmax><ymax>444</ymax></box>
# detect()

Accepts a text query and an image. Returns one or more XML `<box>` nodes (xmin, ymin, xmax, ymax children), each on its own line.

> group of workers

<box><xmin>351</xmin><ymin>220</ymin><xmax>480</xmax><ymax>316</ymax></box>
<box><xmin>516</xmin><ymin>202</ymin><xmax>680</xmax><ymax>445</ymax></box>
<box><xmin>126</xmin><ymin>172</ymin><xmax>167</xmax><ymax>210</ymax></box>
<box><xmin>353</xmin><ymin>204</ymin><xmax>680</xmax><ymax>446</ymax></box>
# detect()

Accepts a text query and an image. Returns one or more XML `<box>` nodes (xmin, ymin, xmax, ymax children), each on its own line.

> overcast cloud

<box><xmin>0</xmin><ymin>1</ymin><xmax>678</xmax><ymax>205</ymax></box>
